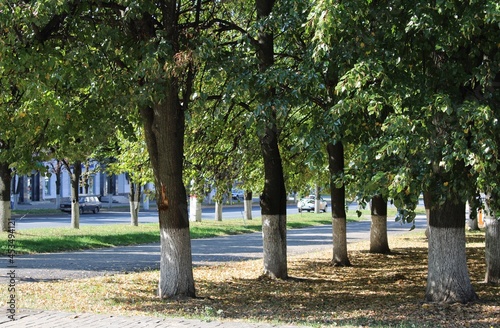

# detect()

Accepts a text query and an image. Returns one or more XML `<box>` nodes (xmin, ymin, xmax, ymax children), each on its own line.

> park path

<box><xmin>2</xmin><ymin>216</ymin><xmax>426</xmax><ymax>283</ymax></box>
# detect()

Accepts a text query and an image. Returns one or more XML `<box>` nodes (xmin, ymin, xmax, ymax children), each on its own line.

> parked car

<box><xmin>231</xmin><ymin>189</ymin><xmax>244</xmax><ymax>201</ymax></box>
<box><xmin>60</xmin><ymin>195</ymin><xmax>102</xmax><ymax>214</ymax></box>
<box><xmin>297</xmin><ymin>195</ymin><xmax>328</xmax><ymax>213</ymax></box>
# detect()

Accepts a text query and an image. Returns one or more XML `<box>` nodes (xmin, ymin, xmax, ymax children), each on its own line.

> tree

<box><xmin>0</xmin><ymin>4</ymin><xmax>57</xmax><ymax>231</ymax></box>
<box><xmin>310</xmin><ymin>0</ymin><xmax>499</xmax><ymax>303</ymax></box>
<box><xmin>328</xmin><ymin>141</ymin><xmax>350</xmax><ymax>266</ymax></box>
<box><xmin>3</xmin><ymin>0</ymin><xmax>213</xmax><ymax>297</ymax></box>
<box><xmin>46</xmin><ymin>160</ymin><xmax>65</xmax><ymax>209</ymax></box>
<box><xmin>105</xmin><ymin>127</ymin><xmax>153</xmax><ymax>226</ymax></box>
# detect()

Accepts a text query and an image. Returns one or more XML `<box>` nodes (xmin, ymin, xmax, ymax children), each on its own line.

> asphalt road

<box><xmin>1</xmin><ymin>215</ymin><xmax>426</xmax><ymax>284</ymax></box>
<box><xmin>12</xmin><ymin>204</ymin><xmax>298</xmax><ymax>230</ymax></box>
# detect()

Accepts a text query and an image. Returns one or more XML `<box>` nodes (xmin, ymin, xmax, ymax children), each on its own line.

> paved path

<box><xmin>1</xmin><ymin>216</ymin><xmax>426</xmax><ymax>327</ymax></box>
<box><xmin>0</xmin><ymin>309</ymin><xmax>303</xmax><ymax>328</ymax></box>
<box><xmin>2</xmin><ymin>217</ymin><xmax>426</xmax><ymax>283</ymax></box>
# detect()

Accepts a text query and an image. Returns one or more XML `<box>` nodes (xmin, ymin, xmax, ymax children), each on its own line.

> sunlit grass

<box><xmin>0</xmin><ymin>211</ymin><xmax>338</xmax><ymax>255</ymax></box>
<box><xmin>1</xmin><ymin>205</ymin><xmax>423</xmax><ymax>255</ymax></box>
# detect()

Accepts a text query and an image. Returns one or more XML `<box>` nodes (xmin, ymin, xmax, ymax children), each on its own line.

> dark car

<box><xmin>60</xmin><ymin>195</ymin><xmax>102</xmax><ymax>214</ymax></box>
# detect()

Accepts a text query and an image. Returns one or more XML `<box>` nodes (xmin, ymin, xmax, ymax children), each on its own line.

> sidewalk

<box><xmin>0</xmin><ymin>309</ymin><xmax>306</xmax><ymax>328</ymax></box>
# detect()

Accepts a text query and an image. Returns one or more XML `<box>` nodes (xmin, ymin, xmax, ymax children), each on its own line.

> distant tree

<box><xmin>46</xmin><ymin>160</ymin><xmax>65</xmax><ymax>209</ymax></box>
<box><xmin>105</xmin><ymin>127</ymin><xmax>153</xmax><ymax>226</ymax></box>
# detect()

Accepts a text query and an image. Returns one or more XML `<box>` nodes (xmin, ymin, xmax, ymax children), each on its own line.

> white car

<box><xmin>297</xmin><ymin>195</ymin><xmax>328</xmax><ymax>213</ymax></box>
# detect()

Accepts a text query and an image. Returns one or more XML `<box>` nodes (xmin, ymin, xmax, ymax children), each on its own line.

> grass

<box><xmin>6</xmin><ymin>231</ymin><xmax>499</xmax><ymax>327</ymax></box>
<box><xmin>1</xmin><ymin>205</ymin><xmax>420</xmax><ymax>255</ymax></box>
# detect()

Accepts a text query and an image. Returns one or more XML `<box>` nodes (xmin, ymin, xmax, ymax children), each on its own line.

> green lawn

<box><xmin>0</xmin><ymin>207</ymin><xmax>414</xmax><ymax>255</ymax></box>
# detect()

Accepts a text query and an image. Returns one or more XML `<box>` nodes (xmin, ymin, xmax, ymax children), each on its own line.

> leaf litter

<box><xmin>5</xmin><ymin>231</ymin><xmax>500</xmax><ymax>327</ymax></box>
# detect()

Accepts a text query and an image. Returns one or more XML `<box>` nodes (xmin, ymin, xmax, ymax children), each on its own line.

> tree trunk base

<box><xmin>485</xmin><ymin>218</ymin><xmax>500</xmax><ymax>285</ymax></box>
<box><xmin>426</xmin><ymin>226</ymin><xmax>478</xmax><ymax>303</ymax></box>
<box><xmin>332</xmin><ymin>217</ymin><xmax>351</xmax><ymax>266</ymax></box>
<box><xmin>158</xmin><ymin>226</ymin><xmax>196</xmax><ymax>299</ymax></box>
<box><xmin>262</xmin><ymin>214</ymin><xmax>288</xmax><ymax>279</ymax></box>
<box><xmin>370</xmin><ymin>215</ymin><xmax>390</xmax><ymax>254</ymax></box>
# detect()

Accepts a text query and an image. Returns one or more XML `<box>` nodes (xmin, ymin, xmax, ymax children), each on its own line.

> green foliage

<box><xmin>105</xmin><ymin>125</ymin><xmax>153</xmax><ymax>187</ymax></box>
<box><xmin>309</xmin><ymin>0</ymin><xmax>500</xmax><ymax>221</ymax></box>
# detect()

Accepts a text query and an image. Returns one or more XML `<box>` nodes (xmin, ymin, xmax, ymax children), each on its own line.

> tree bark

<box><xmin>484</xmin><ymin>201</ymin><xmax>500</xmax><ymax>284</ymax></box>
<box><xmin>466</xmin><ymin>206</ymin><xmax>479</xmax><ymax>231</ymax></box>
<box><xmin>314</xmin><ymin>184</ymin><xmax>321</xmax><ymax>214</ymax></box>
<box><xmin>327</xmin><ymin>141</ymin><xmax>350</xmax><ymax>266</ymax></box>
<box><xmin>189</xmin><ymin>195</ymin><xmax>202</xmax><ymax>222</ymax></box>
<box><xmin>130</xmin><ymin>0</ymin><xmax>196</xmax><ymax>299</ymax></box>
<box><xmin>129</xmin><ymin>182</ymin><xmax>140</xmax><ymax>226</ymax></box>
<box><xmin>425</xmin><ymin>198</ymin><xmax>478</xmax><ymax>303</ymax></box>
<box><xmin>54</xmin><ymin>161</ymin><xmax>62</xmax><ymax>209</ymax></box>
<box><xmin>260</xmin><ymin>125</ymin><xmax>287</xmax><ymax>279</ymax></box>
<box><xmin>244</xmin><ymin>190</ymin><xmax>253</xmax><ymax>220</ymax></box>
<box><xmin>69</xmin><ymin>161</ymin><xmax>82</xmax><ymax>229</ymax></box>
<box><xmin>370</xmin><ymin>194</ymin><xmax>390</xmax><ymax>254</ymax></box>
<box><xmin>215</xmin><ymin>200</ymin><xmax>223</xmax><ymax>221</ymax></box>
<box><xmin>141</xmin><ymin>101</ymin><xmax>195</xmax><ymax>299</ymax></box>
<box><xmin>423</xmin><ymin>191</ymin><xmax>431</xmax><ymax>238</ymax></box>
<box><xmin>255</xmin><ymin>0</ymin><xmax>287</xmax><ymax>279</ymax></box>
<box><xmin>0</xmin><ymin>162</ymin><xmax>12</xmax><ymax>232</ymax></box>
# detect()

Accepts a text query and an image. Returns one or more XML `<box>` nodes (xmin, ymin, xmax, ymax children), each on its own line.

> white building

<box><xmin>13</xmin><ymin>160</ymin><xmax>131</xmax><ymax>203</ymax></box>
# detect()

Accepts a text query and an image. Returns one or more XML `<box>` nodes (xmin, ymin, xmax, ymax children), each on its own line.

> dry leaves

<box><xmin>7</xmin><ymin>231</ymin><xmax>500</xmax><ymax>327</ymax></box>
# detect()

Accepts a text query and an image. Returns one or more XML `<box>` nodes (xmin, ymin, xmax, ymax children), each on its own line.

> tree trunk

<box><xmin>255</xmin><ymin>0</ymin><xmax>287</xmax><ymax>279</ymax></box>
<box><xmin>215</xmin><ymin>200</ymin><xmax>223</xmax><ymax>221</ymax></box>
<box><xmin>129</xmin><ymin>182</ymin><xmax>140</xmax><ymax>226</ymax></box>
<box><xmin>141</xmin><ymin>101</ymin><xmax>195</xmax><ymax>299</ymax></box>
<box><xmin>314</xmin><ymin>184</ymin><xmax>321</xmax><ymax>214</ymax></box>
<box><xmin>55</xmin><ymin>165</ymin><xmax>62</xmax><ymax>208</ymax></box>
<box><xmin>142</xmin><ymin>184</ymin><xmax>150</xmax><ymax>210</ymax></box>
<box><xmin>260</xmin><ymin>125</ymin><xmax>287</xmax><ymax>279</ymax></box>
<box><xmin>423</xmin><ymin>191</ymin><xmax>431</xmax><ymax>239</ymax></box>
<box><xmin>466</xmin><ymin>206</ymin><xmax>479</xmax><ymax>231</ymax></box>
<box><xmin>327</xmin><ymin>141</ymin><xmax>350</xmax><ymax>266</ymax></box>
<box><xmin>484</xmin><ymin>199</ymin><xmax>500</xmax><ymax>284</ymax></box>
<box><xmin>370</xmin><ymin>194</ymin><xmax>390</xmax><ymax>254</ymax></box>
<box><xmin>0</xmin><ymin>162</ymin><xmax>12</xmax><ymax>232</ymax></box>
<box><xmin>70</xmin><ymin>161</ymin><xmax>82</xmax><ymax>229</ymax></box>
<box><xmin>425</xmin><ymin>198</ymin><xmax>478</xmax><ymax>303</ymax></box>
<box><xmin>244</xmin><ymin>190</ymin><xmax>253</xmax><ymax>220</ymax></box>
<box><xmin>189</xmin><ymin>195</ymin><xmax>202</xmax><ymax>222</ymax></box>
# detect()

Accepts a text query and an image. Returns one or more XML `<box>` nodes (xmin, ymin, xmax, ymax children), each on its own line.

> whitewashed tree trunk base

<box><xmin>426</xmin><ymin>226</ymin><xmax>478</xmax><ymax>303</ymax></box>
<box><xmin>189</xmin><ymin>196</ymin><xmax>202</xmax><ymax>222</ymax></box>
<box><xmin>484</xmin><ymin>218</ymin><xmax>500</xmax><ymax>284</ymax></box>
<box><xmin>215</xmin><ymin>201</ymin><xmax>223</xmax><ymax>221</ymax></box>
<box><xmin>0</xmin><ymin>201</ymin><xmax>11</xmax><ymax>232</ymax></box>
<box><xmin>244</xmin><ymin>199</ymin><xmax>253</xmax><ymax>220</ymax></box>
<box><xmin>158</xmin><ymin>227</ymin><xmax>195</xmax><ymax>298</ymax></box>
<box><xmin>262</xmin><ymin>214</ymin><xmax>287</xmax><ymax>279</ymax></box>
<box><xmin>370</xmin><ymin>215</ymin><xmax>390</xmax><ymax>254</ymax></box>
<box><xmin>332</xmin><ymin>217</ymin><xmax>350</xmax><ymax>266</ymax></box>
<box><xmin>71</xmin><ymin>201</ymin><xmax>80</xmax><ymax>229</ymax></box>
<box><xmin>130</xmin><ymin>201</ymin><xmax>140</xmax><ymax>226</ymax></box>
